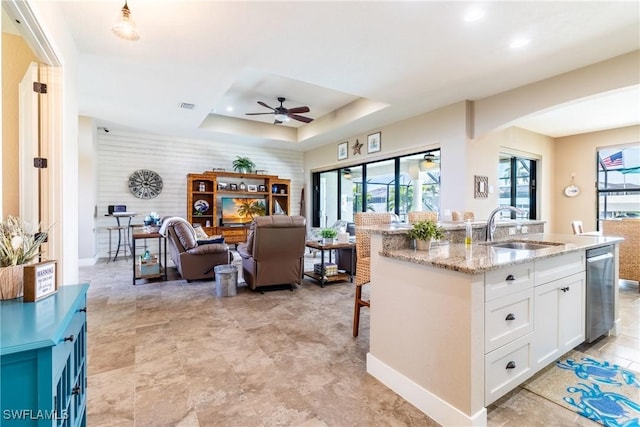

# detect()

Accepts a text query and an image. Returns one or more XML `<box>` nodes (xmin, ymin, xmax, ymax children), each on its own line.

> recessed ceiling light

<box><xmin>510</xmin><ymin>38</ymin><xmax>530</xmax><ymax>49</ymax></box>
<box><xmin>226</xmin><ymin>106</ymin><xmax>233</xmax><ymax>112</ymax></box>
<box><xmin>464</xmin><ymin>8</ymin><xmax>484</xmax><ymax>22</ymax></box>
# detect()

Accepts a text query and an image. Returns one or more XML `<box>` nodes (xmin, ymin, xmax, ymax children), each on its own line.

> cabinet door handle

<box><xmin>64</xmin><ymin>334</ymin><xmax>74</xmax><ymax>343</ymax></box>
<box><xmin>561</xmin><ymin>286</ymin><xmax>570</xmax><ymax>292</ymax></box>
<box><xmin>72</xmin><ymin>386</ymin><xmax>81</xmax><ymax>395</ymax></box>
<box><xmin>79</xmin><ymin>307</ymin><xmax>87</xmax><ymax>313</ymax></box>
<box><xmin>505</xmin><ymin>313</ymin><xmax>516</xmax><ymax>321</ymax></box>
<box><xmin>505</xmin><ymin>274</ymin><xmax>515</xmax><ymax>281</ymax></box>
<box><xmin>506</xmin><ymin>361</ymin><xmax>516</xmax><ymax>369</ymax></box>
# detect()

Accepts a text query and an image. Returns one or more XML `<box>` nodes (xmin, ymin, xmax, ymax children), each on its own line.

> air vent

<box><xmin>179</xmin><ymin>102</ymin><xmax>195</xmax><ymax>110</ymax></box>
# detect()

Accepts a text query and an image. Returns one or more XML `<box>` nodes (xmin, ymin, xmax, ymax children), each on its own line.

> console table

<box><xmin>0</xmin><ymin>284</ymin><xmax>89</xmax><ymax>426</ymax></box>
<box><xmin>304</xmin><ymin>240</ymin><xmax>355</xmax><ymax>287</ymax></box>
<box><xmin>132</xmin><ymin>229</ymin><xmax>167</xmax><ymax>285</ymax></box>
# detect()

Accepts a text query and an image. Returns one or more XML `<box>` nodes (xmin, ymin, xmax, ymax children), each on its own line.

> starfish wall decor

<box><xmin>352</xmin><ymin>139</ymin><xmax>363</xmax><ymax>155</ymax></box>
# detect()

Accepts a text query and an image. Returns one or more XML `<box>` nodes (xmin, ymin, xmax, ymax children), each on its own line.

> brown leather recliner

<box><xmin>162</xmin><ymin>218</ymin><xmax>231</xmax><ymax>281</ymax></box>
<box><xmin>237</xmin><ymin>215</ymin><xmax>306</xmax><ymax>291</ymax></box>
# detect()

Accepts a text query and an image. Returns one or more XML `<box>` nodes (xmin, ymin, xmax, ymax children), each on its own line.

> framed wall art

<box><xmin>367</xmin><ymin>132</ymin><xmax>381</xmax><ymax>153</ymax></box>
<box><xmin>338</xmin><ymin>141</ymin><xmax>348</xmax><ymax>160</ymax></box>
<box><xmin>474</xmin><ymin>175</ymin><xmax>488</xmax><ymax>198</ymax></box>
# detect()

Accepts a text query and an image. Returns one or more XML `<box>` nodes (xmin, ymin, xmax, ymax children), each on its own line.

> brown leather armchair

<box><xmin>162</xmin><ymin>218</ymin><xmax>231</xmax><ymax>281</ymax></box>
<box><xmin>237</xmin><ymin>215</ymin><xmax>307</xmax><ymax>292</ymax></box>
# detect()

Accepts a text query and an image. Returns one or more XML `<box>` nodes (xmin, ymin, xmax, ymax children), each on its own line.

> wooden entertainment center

<box><xmin>187</xmin><ymin>171</ymin><xmax>291</xmax><ymax>245</ymax></box>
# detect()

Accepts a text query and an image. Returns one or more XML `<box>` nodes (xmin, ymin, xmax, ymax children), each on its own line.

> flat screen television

<box><xmin>221</xmin><ymin>197</ymin><xmax>267</xmax><ymax>225</ymax></box>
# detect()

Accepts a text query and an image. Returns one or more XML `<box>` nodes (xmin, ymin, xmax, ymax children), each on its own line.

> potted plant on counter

<box><xmin>320</xmin><ymin>228</ymin><xmax>338</xmax><ymax>245</ymax></box>
<box><xmin>407</xmin><ymin>219</ymin><xmax>445</xmax><ymax>251</ymax></box>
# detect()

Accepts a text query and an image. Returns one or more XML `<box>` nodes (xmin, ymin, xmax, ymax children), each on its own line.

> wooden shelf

<box><xmin>304</xmin><ymin>271</ymin><xmax>351</xmax><ymax>284</ymax></box>
<box><xmin>187</xmin><ymin>171</ymin><xmax>291</xmax><ymax>239</ymax></box>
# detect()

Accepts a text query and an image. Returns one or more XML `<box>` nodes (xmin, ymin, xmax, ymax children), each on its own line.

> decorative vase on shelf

<box><xmin>0</xmin><ymin>264</ymin><xmax>25</xmax><ymax>300</ymax></box>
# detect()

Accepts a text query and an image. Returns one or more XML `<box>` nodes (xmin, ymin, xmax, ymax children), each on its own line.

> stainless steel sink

<box><xmin>484</xmin><ymin>240</ymin><xmax>564</xmax><ymax>250</ymax></box>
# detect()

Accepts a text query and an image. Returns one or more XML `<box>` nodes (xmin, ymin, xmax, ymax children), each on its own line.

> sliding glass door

<box><xmin>311</xmin><ymin>150</ymin><xmax>440</xmax><ymax>227</ymax></box>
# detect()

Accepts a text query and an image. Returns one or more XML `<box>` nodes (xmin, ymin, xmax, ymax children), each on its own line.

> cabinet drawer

<box><xmin>535</xmin><ymin>251</ymin><xmax>585</xmax><ymax>286</ymax></box>
<box><xmin>221</xmin><ymin>229</ymin><xmax>246</xmax><ymax>237</ymax></box>
<box><xmin>485</xmin><ymin>263</ymin><xmax>533</xmax><ymax>301</ymax></box>
<box><xmin>485</xmin><ymin>333</ymin><xmax>533</xmax><ymax>406</ymax></box>
<box><xmin>485</xmin><ymin>289</ymin><xmax>534</xmax><ymax>353</ymax></box>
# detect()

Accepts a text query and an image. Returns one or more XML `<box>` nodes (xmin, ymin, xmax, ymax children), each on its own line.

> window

<box><xmin>498</xmin><ymin>154</ymin><xmax>537</xmax><ymax>219</ymax></box>
<box><xmin>311</xmin><ymin>150</ymin><xmax>440</xmax><ymax>227</ymax></box>
<box><xmin>597</xmin><ymin>145</ymin><xmax>640</xmax><ymax>227</ymax></box>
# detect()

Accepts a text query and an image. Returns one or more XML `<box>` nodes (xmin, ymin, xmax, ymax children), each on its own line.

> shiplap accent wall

<box><xmin>94</xmin><ymin>129</ymin><xmax>304</xmax><ymax>260</ymax></box>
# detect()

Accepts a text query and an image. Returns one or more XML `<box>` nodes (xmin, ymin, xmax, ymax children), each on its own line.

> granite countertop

<box><xmin>373</xmin><ymin>230</ymin><xmax>623</xmax><ymax>274</ymax></box>
<box><xmin>366</xmin><ymin>219</ymin><xmax>545</xmax><ymax>234</ymax></box>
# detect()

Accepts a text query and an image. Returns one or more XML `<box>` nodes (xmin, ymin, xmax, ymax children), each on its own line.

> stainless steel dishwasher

<box><xmin>586</xmin><ymin>245</ymin><xmax>615</xmax><ymax>343</ymax></box>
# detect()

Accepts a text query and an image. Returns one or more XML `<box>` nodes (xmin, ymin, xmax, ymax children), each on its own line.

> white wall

<box><xmin>78</xmin><ymin>116</ymin><xmax>96</xmax><ymax>263</ymax></box>
<box><xmin>554</xmin><ymin>126</ymin><xmax>640</xmax><ymax>234</ymax></box>
<box><xmin>90</xmin><ymin>129</ymin><xmax>304</xmax><ymax>260</ymax></box>
<box><xmin>474</xmin><ymin>51</ymin><xmax>640</xmax><ymax>139</ymax></box>
<box><xmin>470</xmin><ymin>127</ymin><xmax>555</xmax><ymax>228</ymax></box>
<box><xmin>304</xmin><ymin>101</ymin><xmax>469</xmax><ymax>222</ymax></box>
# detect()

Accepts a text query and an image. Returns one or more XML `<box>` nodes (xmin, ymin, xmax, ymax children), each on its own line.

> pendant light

<box><xmin>419</xmin><ymin>153</ymin><xmax>439</xmax><ymax>171</ymax></box>
<box><xmin>112</xmin><ymin>0</ymin><xmax>140</xmax><ymax>41</ymax></box>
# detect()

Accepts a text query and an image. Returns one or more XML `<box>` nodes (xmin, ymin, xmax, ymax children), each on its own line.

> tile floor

<box><xmin>81</xmin><ymin>254</ymin><xmax>639</xmax><ymax>426</ymax></box>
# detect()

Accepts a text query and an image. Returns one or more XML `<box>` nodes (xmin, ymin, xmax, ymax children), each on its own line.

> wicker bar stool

<box><xmin>353</xmin><ymin>212</ymin><xmax>395</xmax><ymax>337</ymax></box>
<box><xmin>407</xmin><ymin>211</ymin><xmax>438</xmax><ymax>223</ymax></box>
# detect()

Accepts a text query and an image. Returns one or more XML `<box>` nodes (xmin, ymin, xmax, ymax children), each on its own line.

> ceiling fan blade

<box><xmin>286</xmin><ymin>106</ymin><xmax>310</xmax><ymax>114</ymax></box>
<box><xmin>289</xmin><ymin>114</ymin><xmax>314</xmax><ymax>123</ymax></box>
<box><xmin>257</xmin><ymin>101</ymin><xmax>275</xmax><ymax>110</ymax></box>
<box><xmin>246</xmin><ymin>112</ymin><xmax>275</xmax><ymax>115</ymax></box>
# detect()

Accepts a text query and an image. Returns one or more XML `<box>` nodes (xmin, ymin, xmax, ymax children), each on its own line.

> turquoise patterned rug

<box><xmin>524</xmin><ymin>351</ymin><xmax>640</xmax><ymax>427</ymax></box>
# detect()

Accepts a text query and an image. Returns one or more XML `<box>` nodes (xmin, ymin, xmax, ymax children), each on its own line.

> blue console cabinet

<box><xmin>1</xmin><ymin>284</ymin><xmax>89</xmax><ymax>426</ymax></box>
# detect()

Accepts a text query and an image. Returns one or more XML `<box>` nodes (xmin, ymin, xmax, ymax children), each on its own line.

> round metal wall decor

<box><xmin>128</xmin><ymin>169</ymin><xmax>163</xmax><ymax>199</ymax></box>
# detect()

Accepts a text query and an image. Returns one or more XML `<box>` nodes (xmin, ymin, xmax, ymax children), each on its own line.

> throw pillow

<box><xmin>197</xmin><ymin>237</ymin><xmax>225</xmax><ymax>245</ymax></box>
<box><xmin>193</xmin><ymin>224</ymin><xmax>209</xmax><ymax>240</ymax></box>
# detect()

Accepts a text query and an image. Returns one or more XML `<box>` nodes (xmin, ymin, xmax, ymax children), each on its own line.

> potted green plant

<box><xmin>320</xmin><ymin>228</ymin><xmax>338</xmax><ymax>245</ymax></box>
<box><xmin>407</xmin><ymin>219</ymin><xmax>444</xmax><ymax>251</ymax></box>
<box><xmin>0</xmin><ymin>216</ymin><xmax>49</xmax><ymax>300</ymax></box>
<box><xmin>232</xmin><ymin>156</ymin><xmax>255</xmax><ymax>174</ymax></box>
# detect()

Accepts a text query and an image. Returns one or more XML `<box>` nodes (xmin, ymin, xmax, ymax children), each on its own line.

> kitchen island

<box><xmin>365</xmin><ymin>226</ymin><xmax>622</xmax><ymax>426</ymax></box>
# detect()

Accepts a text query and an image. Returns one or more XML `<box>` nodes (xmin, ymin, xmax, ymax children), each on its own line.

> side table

<box><xmin>132</xmin><ymin>229</ymin><xmax>167</xmax><ymax>285</ymax></box>
<box><xmin>304</xmin><ymin>240</ymin><xmax>355</xmax><ymax>287</ymax></box>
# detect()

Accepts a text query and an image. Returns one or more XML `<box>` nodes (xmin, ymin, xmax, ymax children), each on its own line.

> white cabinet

<box><xmin>533</xmin><ymin>272</ymin><xmax>585</xmax><ymax>371</ymax></box>
<box><xmin>484</xmin><ymin>251</ymin><xmax>586</xmax><ymax>405</ymax></box>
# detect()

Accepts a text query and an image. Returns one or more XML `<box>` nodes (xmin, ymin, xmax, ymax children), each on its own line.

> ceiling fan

<box><xmin>245</xmin><ymin>97</ymin><xmax>314</xmax><ymax>125</ymax></box>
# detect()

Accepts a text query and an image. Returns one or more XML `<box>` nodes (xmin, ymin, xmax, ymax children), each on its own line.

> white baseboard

<box><xmin>78</xmin><ymin>257</ymin><xmax>98</xmax><ymax>266</ymax></box>
<box><xmin>366</xmin><ymin>352</ymin><xmax>487</xmax><ymax>427</ymax></box>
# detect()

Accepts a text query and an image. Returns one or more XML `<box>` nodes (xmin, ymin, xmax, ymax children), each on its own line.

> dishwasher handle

<box><xmin>587</xmin><ymin>253</ymin><xmax>614</xmax><ymax>263</ymax></box>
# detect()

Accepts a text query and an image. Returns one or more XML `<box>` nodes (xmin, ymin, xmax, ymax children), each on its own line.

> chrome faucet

<box><xmin>486</xmin><ymin>206</ymin><xmax>525</xmax><ymax>241</ymax></box>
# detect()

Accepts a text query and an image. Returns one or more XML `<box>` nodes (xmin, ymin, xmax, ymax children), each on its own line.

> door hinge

<box><xmin>33</xmin><ymin>82</ymin><xmax>47</xmax><ymax>94</ymax></box>
<box><xmin>34</xmin><ymin>157</ymin><xmax>48</xmax><ymax>168</ymax></box>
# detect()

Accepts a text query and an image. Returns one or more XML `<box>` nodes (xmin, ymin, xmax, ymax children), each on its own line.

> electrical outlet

<box><xmin>509</xmin><ymin>227</ymin><xmax>516</xmax><ymax>235</ymax></box>
<box><xmin>521</xmin><ymin>226</ymin><xmax>528</xmax><ymax>234</ymax></box>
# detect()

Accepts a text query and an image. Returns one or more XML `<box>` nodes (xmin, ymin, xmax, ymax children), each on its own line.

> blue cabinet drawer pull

<box><xmin>64</xmin><ymin>334</ymin><xmax>74</xmax><ymax>342</ymax></box>
<box><xmin>79</xmin><ymin>307</ymin><xmax>87</xmax><ymax>312</ymax></box>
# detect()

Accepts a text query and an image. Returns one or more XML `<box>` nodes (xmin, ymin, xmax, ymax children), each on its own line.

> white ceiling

<box><xmin>13</xmin><ymin>1</ymin><xmax>640</xmax><ymax>150</ymax></box>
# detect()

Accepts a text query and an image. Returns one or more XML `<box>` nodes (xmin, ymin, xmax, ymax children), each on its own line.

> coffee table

<box><xmin>304</xmin><ymin>240</ymin><xmax>355</xmax><ymax>287</ymax></box>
